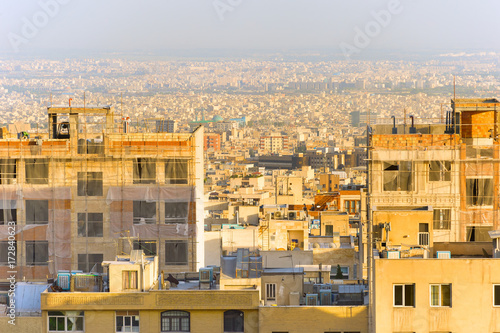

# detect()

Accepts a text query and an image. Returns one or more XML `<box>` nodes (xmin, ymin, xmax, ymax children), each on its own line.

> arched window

<box><xmin>161</xmin><ymin>311</ymin><xmax>190</xmax><ymax>332</ymax></box>
<box><xmin>224</xmin><ymin>310</ymin><xmax>244</xmax><ymax>333</ymax></box>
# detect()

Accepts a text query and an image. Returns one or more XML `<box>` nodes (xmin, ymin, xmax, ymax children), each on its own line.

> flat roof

<box><xmin>263</xmin><ymin>268</ymin><xmax>304</xmax><ymax>274</ymax></box>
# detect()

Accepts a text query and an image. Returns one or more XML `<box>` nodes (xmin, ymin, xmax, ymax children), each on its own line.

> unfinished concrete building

<box><xmin>369</xmin><ymin>98</ymin><xmax>500</xmax><ymax>251</ymax></box>
<box><xmin>0</xmin><ymin>105</ymin><xmax>204</xmax><ymax>282</ymax></box>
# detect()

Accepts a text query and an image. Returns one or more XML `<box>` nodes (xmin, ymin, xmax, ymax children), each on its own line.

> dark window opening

<box><xmin>466</xmin><ymin>178</ymin><xmax>493</xmax><ymax>206</ymax></box>
<box><xmin>77</xmin><ymin>253</ymin><xmax>103</xmax><ymax>273</ymax></box>
<box><xmin>165</xmin><ymin>202</ymin><xmax>189</xmax><ymax>223</ymax></box>
<box><xmin>25</xmin><ymin>158</ymin><xmax>48</xmax><ymax>184</ymax></box>
<box><xmin>466</xmin><ymin>226</ymin><xmax>493</xmax><ymax>242</ymax></box>
<box><xmin>429</xmin><ymin>161</ymin><xmax>451</xmax><ymax>182</ymax></box>
<box><xmin>224</xmin><ymin>310</ymin><xmax>244</xmax><ymax>333</ymax></box>
<box><xmin>433</xmin><ymin>209</ymin><xmax>451</xmax><ymax>230</ymax></box>
<box><xmin>0</xmin><ymin>241</ymin><xmax>16</xmax><ymax>265</ymax></box>
<box><xmin>77</xmin><ymin>213</ymin><xmax>103</xmax><ymax>237</ymax></box>
<box><xmin>78</xmin><ymin>172</ymin><xmax>103</xmax><ymax>196</ymax></box>
<box><xmin>25</xmin><ymin>200</ymin><xmax>49</xmax><ymax>224</ymax></box>
<box><xmin>165</xmin><ymin>241</ymin><xmax>188</xmax><ymax>265</ymax></box>
<box><xmin>133</xmin><ymin>201</ymin><xmax>157</xmax><ymax>224</ymax></box>
<box><xmin>0</xmin><ymin>159</ymin><xmax>16</xmax><ymax>184</ymax></box>
<box><xmin>165</xmin><ymin>159</ymin><xmax>189</xmax><ymax>185</ymax></box>
<box><xmin>133</xmin><ymin>158</ymin><xmax>156</xmax><ymax>184</ymax></box>
<box><xmin>26</xmin><ymin>241</ymin><xmax>48</xmax><ymax>266</ymax></box>
<box><xmin>383</xmin><ymin>161</ymin><xmax>412</xmax><ymax>191</ymax></box>
<box><xmin>161</xmin><ymin>311</ymin><xmax>190</xmax><ymax>332</ymax></box>
<box><xmin>133</xmin><ymin>240</ymin><xmax>157</xmax><ymax>256</ymax></box>
<box><xmin>0</xmin><ymin>201</ymin><xmax>17</xmax><ymax>225</ymax></box>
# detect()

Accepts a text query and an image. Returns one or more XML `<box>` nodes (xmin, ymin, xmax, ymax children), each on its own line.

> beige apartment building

<box><xmin>0</xmin><ymin>105</ymin><xmax>204</xmax><ymax>282</ymax></box>
<box><xmin>375</xmin><ymin>258</ymin><xmax>500</xmax><ymax>332</ymax></box>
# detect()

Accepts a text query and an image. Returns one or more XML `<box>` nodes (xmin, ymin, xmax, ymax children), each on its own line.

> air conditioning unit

<box><xmin>387</xmin><ymin>251</ymin><xmax>400</xmax><ymax>259</ymax></box>
<box><xmin>57</xmin><ymin>271</ymin><xmax>71</xmax><ymax>291</ymax></box>
<box><xmin>306</xmin><ymin>294</ymin><xmax>318</xmax><ymax>305</ymax></box>
<box><xmin>319</xmin><ymin>290</ymin><xmax>332</xmax><ymax>305</ymax></box>
<box><xmin>436</xmin><ymin>251</ymin><xmax>451</xmax><ymax>259</ymax></box>
<box><xmin>274</xmin><ymin>211</ymin><xmax>282</xmax><ymax>218</ymax></box>
<box><xmin>288</xmin><ymin>212</ymin><xmax>296</xmax><ymax>219</ymax></box>
<box><xmin>313</xmin><ymin>284</ymin><xmax>332</xmax><ymax>294</ymax></box>
<box><xmin>199</xmin><ymin>267</ymin><xmax>214</xmax><ymax>283</ymax></box>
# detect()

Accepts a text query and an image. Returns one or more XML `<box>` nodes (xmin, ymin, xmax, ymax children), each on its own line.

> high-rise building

<box><xmin>0</xmin><ymin>105</ymin><xmax>204</xmax><ymax>283</ymax></box>
<box><xmin>156</xmin><ymin>119</ymin><xmax>177</xmax><ymax>133</ymax></box>
<box><xmin>259</xmin><ymin>135</ymin><xmax>289</xmax><ymax>153</ymax></box>
<box><xmin>369</xmin><ymin>98</ymin><xmax>500</xmax><ymax>244</ymax></box>
<box><xmin>204</xmin><ymin>133</ymin><xmax>221</xmax><ymax>151</ymax></box>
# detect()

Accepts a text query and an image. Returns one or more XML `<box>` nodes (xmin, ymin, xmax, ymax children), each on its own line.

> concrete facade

<box><xmin>375</xmin><ymin>258</ymin><xmax>500</xmax><ymax>333</ymax></box>
<box><xmin>0</xmin><ymin>105</ymin><xmax>205</xmax><ymax>282</ymax></box>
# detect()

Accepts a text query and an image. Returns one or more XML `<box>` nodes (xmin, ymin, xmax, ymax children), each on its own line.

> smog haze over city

<box><xmin>1</xmin><ymin>1</ymin><xmax>500</xmax><ymax>333</ymax></box>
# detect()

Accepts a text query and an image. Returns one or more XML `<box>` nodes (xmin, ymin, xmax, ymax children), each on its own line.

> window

<box><xmin>116</xmin><ymin>311</ymin><xmax>139</xmax><ymax>332</ymax></box>
<box><xmin>429</xmin><ymin>161</ymin><xmax>451</xmax><ymax>182</ymax></box>
<box><xmin>25</xmin><ymin>158</ymin><xmax>48</xmax><ymax>184</ymax></box>
<box><xmin>122</xmin><ymin>271</ymin><xmax>138</xmax><ymax>290</ymax></box>
<box><xmin>494</xmin><ymin>285</ymin><xmax>500</xmax><ymax>306</ymax></box>
<box><xmin>0</xmin><ymin>241</ymin><xmax>16</xmax><ymax>266</ymax></box>
<box><xmin>48</xmin><ymin>311</ymin><xmax>84</xmax><ymax>332</ymax></box>
<box><xmin>418</xmin><ymin>223</ymin><xmax>429</xmax><ymax>246</ymax></box>
<box><xmin>165</xmin><ymin>159</ymin><xmax>189</xmax><ymax>184</ymax></box>
<box><xmin>430</xmin><ymin>284</ymin><xmax>451</xmax><ymax>307</ymax></box>
<box><xmin>331</xmin><ymin>265</ymin><xmax>349</xmax><ymax>279</ymax></box>
<box><xmin>77</xmin><ymin>253</ymin><xmax>103</xmax><ymax>273</ymax></box>
<box><xmin>394</xmin><ymin>284</ymin><xmax>415</xmax><ymax>307</ymax></box>
<box><xmin>161</xmin><ymin>311</ymin><xmax>190</xmax><ymax>332</ymax></box>
<box><xmin>325</xmin><ymin>225</ymin><xmax>333</xmax><ymax>236</ymax></box>
<box><xmin>0</xmin><ymin>159</ymin><xmax>16</xmax><ymax>184</ymax></box>
<box><xmin>25</xmin><ymin>200</ymin><xmax>49</xmax><ymax>224</ymax></box>
<box><xmin>165</xmin><ymin>241</ymin><xmax>188</xmax><ymax>265</ymax></box>
<box><xmin>77</xmin><ymin>213</ymin><xmax>103</xmax><ymax>237</ymax></box>
<box><xmin>133</xmin><ymin>240</ymin><xmax>157</xmax><ymax>255</ymax></box>
<box><xmin>25</xmin><ymin>241</ymin><xmax>48</xmax><ymax>265</ymax></box>
<box><xmin>224</xmin><ymin>310</ymin><xmax>244</xmax><ymax>333</ymax></box>
<box><xmin>266</xmin><ymin>283</ymin><xmax>276</xmax><ymax>300</ymax></box>
<box><xmin>0</xmin><ymin>200</ymin><xmax>16</xmax><ymax>225</ymax></box>
<box><xmin>77</xmin><ymin>139</ymin><xmax>104</xmax><ymax>155</ymax></box>
<box><xmin>133</xmin><ymin>201</ymin><xmax>156</xmax><ymax>224</ymax></box>
<box><xmin>133</xmin><ymin>158</ymin><xmax>156</xmax><ymax>184</ymax></box>
<box><xmin>383</xmin><ymin>161</ymin><xmax>412</xmax><ymax>191</ymax></box>
<box><xmin>165</xmin><ymin>202</ymin><xmax>189</xmax><ymax>223</ymax></box>
<box><xmin>433</xmin><ymin>209</ymin><xmax>451</xmax><ymax>230</ymax></box>
<box><xmin>344</xmin><ymin>200</ymin><xmax>358</xmax><ymax>214</ymax></box>
<box><xmin>78</xmin><ymin>172</ymin><xmax>103</xmax><ymax>196</ymax></box>
<box><xmin>466</xmin><ymin>226</ymin><xmax>493</xmax><ymax>242</ymax></box>
<box><xmin>466</xmin><ymin>178</ymin><xmax>493</xmax><ymax>206</ymax></box>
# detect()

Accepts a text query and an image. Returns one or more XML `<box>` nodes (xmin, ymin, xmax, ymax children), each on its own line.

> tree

<box><xmin>334</xmin><ymin>264</ymin><xmax>344</xmax><ymax>279</ymax></box>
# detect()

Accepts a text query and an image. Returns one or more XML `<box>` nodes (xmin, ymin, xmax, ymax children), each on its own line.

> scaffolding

<box><xmin>0</xmin><ymin>101</ymin><xmax>204</xmax><ymax>282</ymax></box>
<box><xmin>368</xmin><ymin>98</ymin><xmax>500</xmax><ymax>245</ymax></box>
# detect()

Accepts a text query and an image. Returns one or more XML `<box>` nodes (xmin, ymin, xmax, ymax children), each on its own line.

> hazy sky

<box><xmin>1</xmin><ymin>0</ymin><xmax>499</xmax><ymax>56</ymax></box>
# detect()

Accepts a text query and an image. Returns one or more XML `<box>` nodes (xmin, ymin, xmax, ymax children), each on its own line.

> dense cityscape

<box><xmin>1</xmin><ymin>1</ymin><xmax>500</xmax><ymax>332</ymax></box>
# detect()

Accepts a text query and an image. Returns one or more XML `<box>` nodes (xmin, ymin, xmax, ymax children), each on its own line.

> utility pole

<box><xmin>366</xmin><ymin>109</ymin><xmax>374</xmax><ymax>333</ymax></box>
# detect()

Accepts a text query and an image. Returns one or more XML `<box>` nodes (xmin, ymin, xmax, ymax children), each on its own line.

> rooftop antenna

<box><xmin>453</xmin><ymin>75</ymin><xmax>457</xmax><ymax>135</ymax></box>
